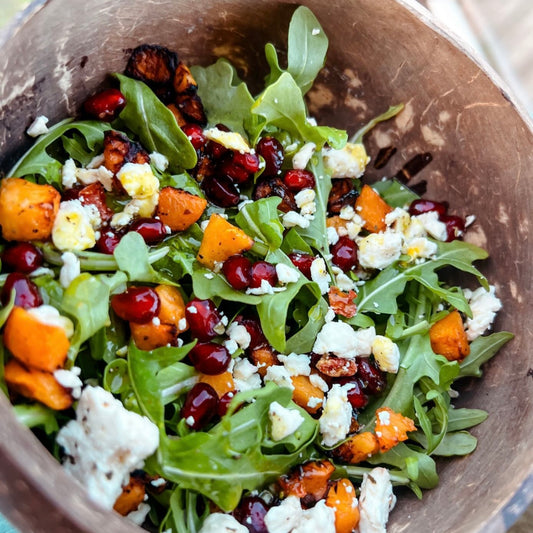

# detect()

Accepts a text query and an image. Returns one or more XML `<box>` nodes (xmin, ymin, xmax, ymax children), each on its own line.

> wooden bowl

<box><xmin>0</xmin><ymin>1</ymin><xmax>531</xmax><ymax>531</ymax></box>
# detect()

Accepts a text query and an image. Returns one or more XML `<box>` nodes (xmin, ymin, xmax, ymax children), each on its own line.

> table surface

<box><xmin>0</xmin><ymin>1</ymin><xmax>532</xmax><ymax>532</ymax></box>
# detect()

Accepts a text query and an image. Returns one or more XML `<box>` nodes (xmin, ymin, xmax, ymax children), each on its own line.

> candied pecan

<box><xmin>253</xmin><ymin>176</ymin><xmax>297</xmax><ymax>213</ymax></box>
<box><xmin>315</xmin><ymin>354</ymin><xmax>357</xmax><ymax>377</ymax></box>
<box><xmin>125</xmin><ymin>44</ymin><xmax>178</xmax><ymax>88</ymax></box>
<box><xmin>103</xmin><ymin>130</ymin><xmax>150</xmax><ymax>175</ymax></box>
<box><xmin>327</xmin><ymin>178</ymin><xmax>358</xmax><ymax>214</ymax></box>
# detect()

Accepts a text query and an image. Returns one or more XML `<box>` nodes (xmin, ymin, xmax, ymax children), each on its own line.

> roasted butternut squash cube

<box><xmin>374</xmin><ymin>407</ymin><xmax>416</xmax><ymax>453</ymax></box>
<box><xmin>0</xmin><ymin>178</ymin><xmax>60</xmax><ymax>241</ymax></box>
<box><xmin>197</xmin><ymin>214</ymin><xmax>253</xmax><ymax>269</ymax></box>
<box><xmin>355</xmin><ymin>184</ymin><xmax>392</xmax><ymax>233</ymax></box>
<box><xmin>4</xmin><ymin>306</ymin><xmax>69</xmax><ymax>372</ymax></box>
<box><xmin>326</xmin><ymin>478</ymin><xmax>360</xmax><ymax>533</ymax></box>
<box><xmin>430</xmin><ymin>309</ymin><xmax>470</xmax><ymax>361</ymax></box>
<box><xmin>156</xmin><ymin>187</ymin><xmax>207</xmax><ymax>231</ymax></box>
<box><xmin>291</xmin><ymin>375</ymin><xmax>324</xmax><ymax>414</ymax></box>
<box><xmin>4</xmin><ymin>359</ymin><xmax>72</xmax><ymax>410</ymax></box>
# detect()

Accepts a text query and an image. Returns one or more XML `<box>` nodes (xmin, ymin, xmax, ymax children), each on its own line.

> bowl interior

<box><xmin>0</xmin><ymin>0</ymin><xmax>532</xmax><ymax>532</ymax></box>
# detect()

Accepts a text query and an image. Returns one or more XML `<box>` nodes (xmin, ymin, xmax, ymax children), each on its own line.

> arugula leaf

<box><xmin>61</xmin><ymin>271</ymin><xmax>127</xmax><ymax>357</ymax></box>
<box><xmin>157</xmin><ymin>382</ymin><xmax>315</xmax><ymax>511</ymax></box>
<box><xmin>351</xmin><ymin>104</ymin><xmax>405</xmax><ymax>144</ymax></box>
<box><xmin>459</xmin><ymin>331</ymin><xmax>514</xmax><ymax>378</ymax></box>
<box><xmin>256</xmin><ymin>249</ymin><xmax>321</xmax><ymax>352</ymax></box>
<box><xmin>264</xmin><ymin>5</ymin><xmax>328</xmax><ymax>95</ymax></box>
<box><xmin>191</xmin><ymin>59</ymin><xmax>255</xmax><ymax>138</ymax></box>
<box><xmin>114</xmin><ymin>74</ymin><xmax>197</xmax><ymax>171</ymax></box>
<box><xmin>8</xmin><ymin>119</ymin><xmax>110</xmax><ymax>185</ymax></box>
<box><xmin>62</xmin><ymin>131</ymin><xmax>97</xmax><ymax>167</ymax></box>
<box><xmin>113</xmin><ymin>232</ymin><xmax>171</xmax><ymax>283</ymax></box>
<box><xmin>160</xmin><ymin>172</ymin><xmax>203</xmax><ymax>197</ymax></box>
<box><xmin>355</xmin><ymin>240</ymin><xmax>489</xmax><ymax>315</ymax></box>
<box><xmin>13</xmin><ymin>404</ymin><xmax>59</xmax><ymax>435</ymax></box>
<box><xmin>250</xmin><ymin>73</ymin><xmax>346</xmax><ymax>149</ymax></box>
<box><xmin>281</xmin><ymin>228</ymin><xmax>313</xmax><ymax>255</ymax></box>
<box><xmin>234</xmin><ymin>197</ymin><xmax>284</xmax><ymax>251</ymax></box>
<box><xmin>413</xmin><ymin>431</ymin><xmax>478</xmax><ymax>457</ymax></box>
<box><xmin>129</xmin><ymin>341</ymin><xmax>196</xmax><ymax>427</ymax></box>
<box><xmin>444</xmin><ymin>408</ymin><xmax>488</xmax><ymax>432</ymax></box>
<box><xmin>372</xmin><ymin>178</ymin><xmax>419</xmax><ymax>208</ymax></box>
<box><xmin>296</xmin><ymin>155</ymin><xmax>331</xmax><ymax>254</ymax></box>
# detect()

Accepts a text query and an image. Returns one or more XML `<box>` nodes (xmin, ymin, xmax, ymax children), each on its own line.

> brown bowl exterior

<box><xmin>0</xmin><ymin>0</ymin><xmax>532</xmax><ymax>532</ymax></box>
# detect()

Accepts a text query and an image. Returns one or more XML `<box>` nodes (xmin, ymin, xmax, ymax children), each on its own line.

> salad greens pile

<box><xmin>1</xmin><ymin>5</ymin><xmax>512</xmax><ymax>531</ymax></box>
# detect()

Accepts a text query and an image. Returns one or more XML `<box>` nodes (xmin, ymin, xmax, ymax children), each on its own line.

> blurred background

<box><xmin>0</xmin><ymin>0</ymin><xmax>532</xmax><ymax>532</ymax></box>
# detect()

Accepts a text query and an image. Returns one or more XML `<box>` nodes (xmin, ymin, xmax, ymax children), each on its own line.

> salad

<box><xmin>0</xmin><ymin>6</ymin><xmax>513</xmax><ymax>533</ymax></box>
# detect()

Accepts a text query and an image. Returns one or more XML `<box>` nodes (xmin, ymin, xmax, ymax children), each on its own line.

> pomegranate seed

<box><xmin>441</xmin><ymin>214</ymin><xmax>465</xmax><ymax>242</ymax></box>
<box><xmin>61</xmin><ymin>187</ymin><xmax>82</xmax><ymax>201</ymax></box>
<box><xmin>220</xmin><ymin>158</ymin><xmax>252</xmax><ymax>184</ymax></box>
<box><xmin>78</xmin><ymin>182</ymin><xmax>113</xmax><ymax>223</ymax></box>
<box><xmin>336</xmin><ymin>377</ymin><xmax>368</xmax><ymax>409</ymax></box>
<box><xmin>355</xmin><ymin>357</ymin><xmax>386</xmax><ymax>395</ymax></box>
<box><xmin>111</xmin><ymin>286</ymin><xmax>160</xmax><ymax>323</ymax></box>
<box><xmin>331</xmin><ymin>236</ymin><xmax>358</xmax><ymax>272</ymax></box>
<box><xmin>283</xmin><ymin>169</ymin><xmax>315</xmax><ymax>192</ymax></box>
<box><xmin>408</xmin><ymin>198</ymin><xmax>449</xmax><ymax>217</ymax></box>
<box><xmin>2</xmin><ymin>243</ymin><xmax>43</xmax><ymax>273</ymax></box>
<box><xmin>182</xmin><ymin>123</ymin><xmax>206</xmax><ymax>150</ymax></box>
<box><xmin>185</xmin><ymin>298</ymin><xmax>223</xmax><ymax>341</ymax></box>
<box><xmin>233</xmin><ymin>496</ymin><xmax>270</xmax><ymax>533</ymax></box>
<box><xmin>222</xmin><ymin>255</ymin><xmax>252</xmax><ymax>290</ymax></box>
<box><xmin>129</xmin><ymin>218</ymin><xmax>169</xmax><ymax>244</ymax></box>
<box><xmin>233</xmin><ymin>152</ymin><xmax>260</xmax><ymax>173</ymax></box>
<box><xmin>1</xmin><ymin>273</ymin><xmax>42</xmax><ymax>309</ymax></box>
<box><xmin>181</xmin><ymin>382</ymin><xmax>219</xmax><ymax>430</ymax></box>
<box><xmin>288</xmin><ymin>252</ymin><xmax>314</xmax><ymax>279</ymax></box>
<box><xmin>256</xmin><ymin>137</ymin><xmax>284</xmax><ymax>177</ymax></box>
<box><xmin>189</xmin><ymin>342</ymin><xmax>231</xmax><ymax>375</ymax></box>
<box><xmin>96</xmin><ymin>230</ymin><xmax>122</xmax><ymax>254</ymax></box>
<box><xmin>206</xmin><ymin>140</ymin><xmax>229</xmax><ymax>159</ymax></box>
<box><xmin>250</xmin><ymin>261</ymin><xmax>278</xmax><ymax>289</ymax></box>
<box><xmin>202</xmin><ymin>174</ymin><xmax>241</xmax><ymax>207</ymax></box>
<box><xmin>234</xmin><ymin>315</ymin><xmax>267</xmax><ymax>350</ymax></box>
<box><xmin>217</xmin><ymin>391</ymin><xmax>236</xmax><ymax>417</ymax></box>
<box><xmin>83</xmin><ymin>88</ymin><xmax>126</xmax><ymax>121</ymax></box>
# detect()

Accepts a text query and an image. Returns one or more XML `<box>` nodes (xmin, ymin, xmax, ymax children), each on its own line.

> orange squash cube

<box><xmin>355</xmin><ymin>184</ymin><xmax>392</xmax><ymax>233</ymax></box>
<box><xmin>156</xmin><ymin>187</ymin><xmax>207</xmax><ymax>232</ymax></box>
<box><xmin>429</xmin><ymin>310</ymin><xmax>470</xmax><ymax>361</ymax></box>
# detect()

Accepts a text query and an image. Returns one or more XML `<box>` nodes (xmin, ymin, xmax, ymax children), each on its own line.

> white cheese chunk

<box><xmin>276</xmin><ymin>263</ymin><xmax>301</xmax><ymax>285</ymax></box>
<box><xmin>116</xmin><ymin>162</ymin><xmax>159</xmax><ymax>199</ymax></box>
<box><xmin>53</xmin><ymin>367</ymin><xmax>82</xmax><ymax>399</ymax></box>
<box><xmin>269</xmin><ymin>401</ymin><xmax>305</xmax><ymax>441</ymax></box>
<box><xmin>310</xmin><ymin>257</ymin><xmax>330</xmax><ymax>294</ymax></box>
<box><xmin>28</xmin><ymin>304</ymin><xmax>74</xmax><ymax>338</ymax></box>
<box><xmin>150</xmin><ymin>151</ymin><xmax>169</xmax><ymax>172</ymax></box>
<box><xmin>277</xmin><ymin>353</ymin><xmax>311</xmax><ymax>377</ymax></box>
<box><xmin>372</xmin><ymin>336</ymin><xmax>400</xmax><ymax>373</ymax></box>
<box><xmin>227</xmin><ymin>322</ymin><xmax>252</xmax><ymax>350</ymax></box>
<box><xmin>283</xmin><ymin>210</ymin><xmax>311</xmax><ymax>229</ymax></box>
<box><xmin>56</xmin><ymin>386</ymin><xmax>159</xmax><ymax>510</ymax></box>
<box><xmin>464</xmin><ymin>285</ymin><xmax>502</xmax><ymax>341</ymax></box>
<box><xmin>26</xmin><ymin>115</ymin><xmax>49</xmax><ymax>137</ymax></box>
<box><xmin>416</xmin><ymin>211</ymin><xmax>447</xmax><ymax>241</ymax></box>
<box><xmin>313</xmin><ymin>321</ymin><xmax>362</xmax><ymax>359</ymax></box>
<box><xmin>203</xmin><ymin>127</ymin><xmax>251</xmax><ymax>153</ymax></box>
<box><xmin>52</xmin><ymin>200</ymin><xmax>97</xmax><ymax>251</ymax></box>
<box><xmin>59</xmin><ymin>251</ymin><xmax>81</xmax><ymax>289</ymax></box>
<box><xmin>292</xmin><ymin>142</ymin><xmax>316</xmax><ymax>169</ymax></box>
<box><xmin>358</xmin><ymin>232</ymin><xmax>402</xmax><ymax>270</ymax></box>
<box><xmin>264</xmin><ymin>365</ymin><xmax>294</xmax><ymax>391</ymax></box>
<box><xmin>126</xmin><ymin>502</ymin><xmax>151</xmax><ymax>526</ymax></box>
<box><xmin>358</xmin><ymin>468</ymin><xmax>396</xmax><ymax>533</ymax></box>
<box><xmin>319</xmin><ymin>384</ymin><xmax>353</xmax><ymax>447</ymax></box>
<box><xmin>198</xmin><ymin>513</ymin><xmax>248</xmax><ymax>533</ymax></box>
<box><xmin>323</xmin><ymin>142</ymin><xmax>369</xmax><ymax>178</ymax></box>
<box><xmin>62</xmin><ymin>158</ymin><xmax>78</xmax><ymax>189</ymax></box>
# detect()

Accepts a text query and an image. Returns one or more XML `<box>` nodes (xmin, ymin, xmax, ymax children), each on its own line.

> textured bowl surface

<box><xmin>0</xmin><ymin>1</ymin><xmax>532</xmax><ymax>532</ymax></box>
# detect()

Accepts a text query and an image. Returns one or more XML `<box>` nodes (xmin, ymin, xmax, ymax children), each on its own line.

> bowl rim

<box><xmin>0</xmin><ymin>0</ymin><xmax>532</xmax><ymax>531</ymax></box>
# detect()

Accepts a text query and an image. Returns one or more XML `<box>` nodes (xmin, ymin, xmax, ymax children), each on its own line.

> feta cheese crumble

<box><xmin>52</xmin><ymin>200</ymin><xmax>99</xmax><ymax>251</ymax></box>
<box><xmin>59</xmin><ymin>251</ymin><xmax>81</xmax><ymax>288</ymax></box>
<box><xmin>276</xmin><ymin>263</ymin><xmax>301</xmax><ymax>285</ymax></box>
<box><xmin>56</xmin><ymin>386</ymin><xmax>159</xmax><ymax>509</ymax></box>
<box><xmin>265</xmin><ymin>365</ymin><xmax>294</xmax><ymax>391</ymax></box>
<box><xmin>204</xmin><ymin>127</ymin><xmax>251</xmax><ymax>153</ymax></box>
<box><xmin>269</xmin><ymin>401</ymin><xmax>305</xmax><ymax>441</ymax></box>
<box><xmin>319</xmin><ymin>384</ymin><xmax>353</xmax><ymax>446</ymax></box>
<box><xmin>358</xmin><ymin>468</ymin><xmax>396</xmax><ymax>533</ymax></box>
<box><xmin>292</xmin><ymin>142</ymin><xmax>316</xmax><ymax>169</ymax></box>
<box><xmin>26</xmin><ymin>115</ymin><xmax>49</xmax><ymax>137</ymax></box>
<box><xmin>277</xmin><ymin>353</ymin><xmax>311</xmax><ymax>376</ymax></box>
<box><xmin>372</xmin><ymin>336</ymin><xmax>400</xmax><ymax>373</ymax></box>
<box><xmin>227</xmin><ymin>322</ymin><xmax>252</xmax><ymax>350</ymax></box>
<box><xmin>358</xmin><ymin>232</ymin><xmax>403</xmax><ymax>270</ymax></box>
<box><xmin>323</xmin><ymin>142</ymin><xmax>369</xmax><ymax>178</ymax></box>
<box><xmin>464</xmin><ymin>285</ymin><xmax>502</xmax><ymax>341</ymax></box>
<box><xmin>313</xmin><ymin>321</ymin><xmax>362</xmax><ymax>359</ymax></box>
<box><xmin>150</xmin><ymin>151</ymin><xmax>169</xmax><ymax>172</ymax></box>
<box><xmin>416</xmin><ymin>211</ymin><xmax>448</xmax><ymax>241</ymax></box>
<box><xmin>198</xmin><ymin>513</ymin><xmax>248</xmax><ymax>533</ymax></box>
<box><xmin>27</xmin><ymin>305</ymin><xmax>74</xmax><ymax>337</ymax></box>
<box><xmin>310</xmin><ymin>257</ymin><xmax>330</xmax><ymax>294</ymax></box>
<box><xmin>282</xmin><ymin>210</ymin><xmax>311</xmax><ymax>229</ymax></box>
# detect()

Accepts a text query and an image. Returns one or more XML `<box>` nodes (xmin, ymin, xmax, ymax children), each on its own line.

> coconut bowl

<box><xmin>0</xmin><ymin>0</ymin><xmax>532</xmax><ymax>531</ymax></box>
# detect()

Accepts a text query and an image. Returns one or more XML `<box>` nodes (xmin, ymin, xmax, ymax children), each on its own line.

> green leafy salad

<box><xmin>0</xmin><ymin>6</ymin><xmax>513</xmax><ymax>533</ymax></box>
